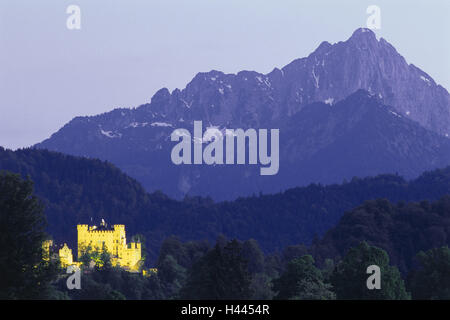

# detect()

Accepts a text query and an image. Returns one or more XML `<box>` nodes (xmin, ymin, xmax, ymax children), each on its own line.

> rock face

<box><xmin>35</xmin><ymin>28</ymin><xmax>450</xmax><ymax>200</ymax></box>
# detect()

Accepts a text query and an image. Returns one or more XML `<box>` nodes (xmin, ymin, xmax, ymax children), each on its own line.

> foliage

<box><xmin>312</xmin><ymin>196</ymin><xmax>450</xmax><ymax>274</ymax></box>
<box><xmin>407</xmin><ymin>246</ymin><xmax>450</xmax><ymax>299</ymax></box>
<box><xmin>179</xmin><ymin>240</ymin><xmax>252</xmax><ymax>299</ymax></box>
<box><xmin>0</xmin><ymin>171</ymin><xmax>60</xmax><ymax>299</ymax></box>
<box><xmin>1</xmin><ymin>147</ymin><xmax>448</xmax><ymax>264</ymax></box>
<box><xmin>0</xmin><ymin>147</ymin><xmax>449</xmax><ymax>299</ymax></box>
<box><xmin>273</xmin><ymin>255</ymin><xmax>335</xmax><ymax>300</ymax></box>
<box><xmin>330</xmin><ymin>242</ymin><xmax>410</xmax><ymax>300</ymax></box>
<box><xmin>79</xmin><ymin>243</ymin><xmax>112</xmax><ymax>270</ymax></box>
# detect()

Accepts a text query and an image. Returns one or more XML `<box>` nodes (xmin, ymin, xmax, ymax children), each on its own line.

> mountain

<box><xmin>1</xmin><ymin>146</ymin><xmax>449</xmax><ymax>262</ymax></box>
<box><xmin>35</xmin><ymin>28</ymin><xmax>450</xmax><ymax>200</ymax></box>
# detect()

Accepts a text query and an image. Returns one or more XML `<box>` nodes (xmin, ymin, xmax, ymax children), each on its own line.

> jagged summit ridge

<box><xmin>135</xmin><ymin>28</ymin><xmax>448</xmax><ymax>135</ymax></box>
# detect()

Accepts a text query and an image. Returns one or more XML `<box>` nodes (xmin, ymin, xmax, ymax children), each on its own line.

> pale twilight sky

<box><xmin>0</xmin><ymin>0</ymin><xmax>449</xmax><ymax>150</ymax></box>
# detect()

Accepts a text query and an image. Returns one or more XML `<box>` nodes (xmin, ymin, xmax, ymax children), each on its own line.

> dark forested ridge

<box><xmin>0</xmin><ymin>146</ymin><xmax>449</xmax><ymax>263</ymax></box>
<box><xmin>310</xmin><ymin>196</ymin><xmax>450</xmax><ymax>274</ymax></box>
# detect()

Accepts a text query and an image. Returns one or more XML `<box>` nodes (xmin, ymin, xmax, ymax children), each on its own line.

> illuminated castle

<box><xmin>77</xmin><ymin>220</ymin><xmax>141</xmax><ymax>271</ymax></box>
<box><xmin>43</xmin><ymin>220</ymin><xmax>142</xmax><ymax>272</ymax></box>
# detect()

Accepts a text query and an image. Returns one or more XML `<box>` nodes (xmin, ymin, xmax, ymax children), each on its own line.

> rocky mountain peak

<box><xmin>35</xmin><ymin>28</ymin><xmax>450</xmax><ymax>199</ymax></box>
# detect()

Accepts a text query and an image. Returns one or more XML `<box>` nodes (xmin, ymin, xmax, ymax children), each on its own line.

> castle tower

<box><xmin>77</xmin><ymin>224</ymin><xmax>89</xmax><ymax>259</ymax></box>
<box><xmin>59</xmin><ymin>243</ymin><xmax>73</xmax><ymax>267</ymax></box>
<box><xmin>112</xmin><ymin>224</ymin><xmax>126</xmax><ymax>259</ymax></box>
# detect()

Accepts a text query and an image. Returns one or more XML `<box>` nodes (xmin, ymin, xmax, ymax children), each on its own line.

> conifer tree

<box><xmin>0</xmin><ymin>171</ymin><xmax>58</xmax><ymax>299</ymax></box>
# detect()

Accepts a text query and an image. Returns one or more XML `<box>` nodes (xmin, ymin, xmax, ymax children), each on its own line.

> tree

<box><xmin>98</xmin><ymin>244</ymin><xmax>113</xmax><ymax>270</ymax></box>
<box><xmin>330</xmin><ymin>242</ymin><xmax>410</xmax><ymax>300</ymax></box>
<box><xmin>0</xmin><ymin>171</ymin><xmax>58</xmax><ymax>299</ymax></box>
<box><xmin>249</xmin><ymin>273</ymin><xmax>275</xmax><ymax>300</ymax></box>
<box><xmin>180</xmin><ymin>239</ymin><xmax>252</xmax><ymax>299</ymax></box>
<box><xmin>68</xmin><ymin>274</ymin><xmax>126</xmax><ymax>300</ymax></box>
<box><xmin>158</xmin><ymin>254</ymin><xmax>187</xmax><ymax>298</ymax></box>
<box><xmin>78</xmin><ymin>243</ymin><xmax>112</xmax><ymax>270</ymax></box>
<box><xmin>272</xmin><ymin>255</ymin><xmax>335</xmax><ymax>300</ymax></box>
<box><xmin>408</xmin><ymin>246</ymin><xmax>450</xmax><ymax>299</ymax></box>
<box><xmin>78</xmin><ymin>244</ymin><xmax>94</xmax><ymax>266</ymax></box>
<box><xmin>242</xmin><ymin>239</ymin><xmax>265</xmax><ymax>274</ymax></box>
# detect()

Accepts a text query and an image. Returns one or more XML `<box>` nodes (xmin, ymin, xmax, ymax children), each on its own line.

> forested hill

<box><xmin>310</xmin><ymin>195</ymin><xmax>450</xmax><ymax>274</ymax></box>
<box><xmin>0</xmin><ymin>146</ymin><xmax>449</xmax><ymax>263</ymax></box>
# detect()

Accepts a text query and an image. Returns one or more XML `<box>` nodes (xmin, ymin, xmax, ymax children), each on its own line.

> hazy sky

<box><xmin>1</xmin><ymin>0</ymin><xmax>449</xmax><ymax>150</ymax></box>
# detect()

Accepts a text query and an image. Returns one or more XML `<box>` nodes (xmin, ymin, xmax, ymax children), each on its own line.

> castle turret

<box><xmin>59</xmin><ymin>243</ymin><xmax>73</xmax><ymax>267</ymax></box>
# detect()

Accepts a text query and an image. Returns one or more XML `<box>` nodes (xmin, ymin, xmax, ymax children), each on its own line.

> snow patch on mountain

<box><xmin>100</xmin><ymin>129</ymin><xmax>122</xmax><ymax>138</ymax></box>
<box><xmin>312</xmin><ymin>68</ymin><xmax>320</xmax><ymax>88</ymax></box>
<box><xmin>151</xmin><ymin>122</ymin><xmax>172</xmax><ymax>127</ymax></box>
<box><xmin>420</xmin><ymin>76</ymin><xmax>431</xmax><ymax>86</ymax></box>
<box><xmin>324</xmin><ymin>98</ymin><xmax>334</xmax><ymax>105</ymax></box>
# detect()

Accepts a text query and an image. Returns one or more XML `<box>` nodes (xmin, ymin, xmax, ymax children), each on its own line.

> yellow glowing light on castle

<box><xmin>77</xmin><ymin>220</ymin><xmax>141</xmax><ymax>271</ymax></box>
<box><xmin>43</xmin><ymin>220</ymin><xmax>142</xmax><ymax>272</ymax></box>
<box><xmin>59</xmin><ymin>243</ymin><xmax>73</xmax><ymax>267</ymax></box>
